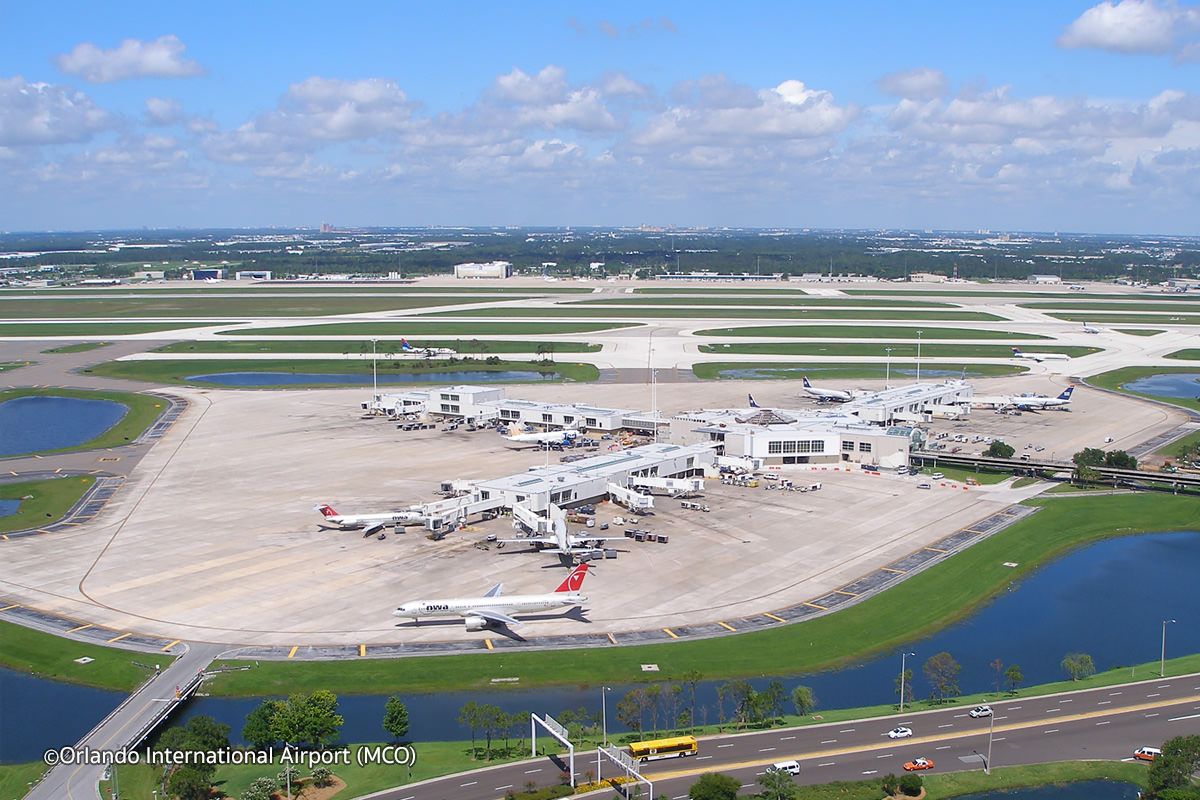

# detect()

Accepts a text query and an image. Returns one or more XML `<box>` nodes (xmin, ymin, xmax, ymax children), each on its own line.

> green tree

<box><xmin>688</xmin><ymin>772</ymin><xmax>741</xmax><ymax>800</ymax></box>
<box><xmin>165</xmin><ymin>765</ymin><xmax>211</xmax><ymax>800</ymax></box>
<box><xmin>881</xmin><ymin>774</ymin><xmax>900</xmax><ymax>796</ymax></box>
<box><xmin>990</xmin><ymin>658</ymin><xmax>1005</xmax><ymax>693</ymax></box>
<box><xmin>758</xmin><ymin>768</ymin><xmax>799</xmax><ymax>800</ymax></box>
<box><xmin>1105</xmin><ymin>450</ymin><xmax>1138</xmax><ymax>469</ymax></box>
<box><xmin>243</xmin><ymin>700</ymin><xmax>283</xmax><ymax>750</ymax></box>
<box><xmin>311</xmin><ymin>766</ymin><xmax>333</xmax><ymax>788</ymax></box>
<box><xmin>1074</xmin><ymin>464</ymin><xmax>1102</xmax><ymax>486</ymax></box>
<box><xmin>1061</xmin><ymin>652</ymin><xmax>1096</xmax><ymax>681</ymax></box>
<box><xmin>242</xmin><ymin>776</ymin><xmax>276</xmax><ymax>800</ymax></box>
<box><xmin>895</xmin><ymin>668</ymin><xmax>914</xmax><ymax>704</ymax></box>
<box><xmin>277</xmin><ymin>689</ymin><xmax>342</xmax><ymax>748</ymax></box>
<box><xmin>478</xmin><ymin>703</ymin><xmax>507</xmax><ymax>759</ymax></box>
<box><xmin>1147</xmin><ymin>735</ymin><xmax>1200</xmax><ymax>799</ymax></box>
<box><xmin>923</xmin><ymin>651</ymin><xmax>962</xmax><ymax>702</ymax></box>
<box><xmin>1004</xmin><ymin>664</ymin><xmax>1024</xmax><ymax>693</ymax></box>
<box><xmin>985</xmin><ymin>440</ymin><xmax>1015</xmax><ymax>459</ymax></box>
<box><xmin>616</xmin><ymin>689</ymin><xmax>644</xmax><ymax>733</ymax></box>
<box><xmin>899</xmin><ymin>773</ymin><xmax>923</xmax><ymax>796</ymax></box>
<box><xmin>791</xmin><ymin>685</ymin><xmax>817</xmax><ymax>717</ymax></box>
<box><xmin>383</xmin><ymin>695</ymin><xmax>410</xmax><ymax>741</ymax></box>
<box><xmin>761</xmin><ymin>680</ymin><xmax>786</xmax><ymax>723</ymax></box>
<box><xmin>458</xmin><ymin>701</ymin><xmax>481</xmax><ymax>755</ymax></box>
<box><xmin>276</xmin><ymin>765</ymin><xmax>300</xmax><ymax>791</ymax></box>
<box><xmin>1073</xmin><ymin>447</ymin><xmax>1106</xmax><ymax>467</ymax></box>
<box><xmin>681</xmin><ymin>670</ymin><xmax>703</xmax><ymax>731</ymax></box>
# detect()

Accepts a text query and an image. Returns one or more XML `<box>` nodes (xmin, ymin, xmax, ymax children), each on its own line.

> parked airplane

<box><xmin>1082</xmin><ymin>322</ymin><xmax>1102</xmax><ymax>334</ymax></box>
<box><xmin>497</xmin><ymin>509</ymin><xmax>623</xmax><ymax>556</ymax></box>
<box><xmin>971</xmin><ymin>387</ymin><xmax>1074</xmax><ymax>411</ymax></box>
<box><xmin>393</xmin><ymin>563</ymin><xmax>590</xmax><ymax>630</ymax></box>
<box><xmin>801</xmin><ymin>376</ymin><xmax>855</xmax><ymax>402</ymax></box>
<box><xmin>502</xmin><ymin>423</ymin><xmax>580</xmax><ymax>449</ymax></box>
<box><xmin>315</xmin><ymin>504</ymin><xmax>424</xmax><ymax>535</ymax></box>
<box><xmin>1011</xmin><ymin>348</ymin><xmax>1070</xmax><ymax>363</ymax></box>
<box><xmin>748</xmin><ymin>394</ymin><xmax>760</xmax><ymax>408</ymax></box>
<box><xmin>400</xmin><ymin>338</ymin><xmax>456</xmax><ymax>357</ymax></box>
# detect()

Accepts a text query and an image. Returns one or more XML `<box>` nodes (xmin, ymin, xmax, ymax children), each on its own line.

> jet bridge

<box><xmin>627</xmin><ymin>475</ymin><xmax>705</xmax><ymax>497</ymax></box>
<box><xmin>416</xmin><ymin>493</ymin><xmax>506</xmax><ymax>532</ymax></box>
<box><xmin>606</xmin><ymin>482</ymin><xmax>654</xmax><ymax>513</ymax></box>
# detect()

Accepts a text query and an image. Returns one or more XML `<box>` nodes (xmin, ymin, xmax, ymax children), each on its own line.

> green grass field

<box><xmin>919</xmin><ymin>465</ymin><xmax>1011</xmax><ymax>484</ymax></box>
<box><xmin>0</xmin><ymin>475</ymin><xmax>95</xmax><ymax>533</ymax></box>
<box><xmin>0</xmin><ymin>387</ymin><xmax>167</xmax><ymax>455</ymax></box>
<box><xmin>1166</xmin><ymin>349</ymin><xmax>1200</xmax><ymax>360</ymax></box>
<box><xmin>694</xmin><ymin>325</ymin><xmax>1046</xmax><ymax>339</ymax></box>
<box><xmin>206</xmin><ymin>493</ymin><xmax>1200</xmax><ymax>696</ymax></box>
<box><xmin>40</xmin><ymin>341</ymin><xmax>111</xmax><ymax>353</ymax></box>
<box><xmin>0</xmin><ymin>322</ymin><xmax>219</xmax><ymax>336</ymax></box>
<box><xmin>570</xmin><ymin>296</ymin><xmax>955</xmax><ymax>307</ymax></box>
<box><xmin>221</xmin><ymin>321</ymin><xmax>638</xmax><ymax>336</ymax></box>
<box><xmin>154</xmin><ymin>339</ymin><xmax>601</xmax><ymax>355</ymax></box>
<box><xmin>1116</xmin><ymin>328</ymin><xmax>1164</xmax><ymax>336</ymax></box>
<box><xmin>86</xmin><ymin>358</ymin><xmax>599</xmax><ymax>387</ymax></box>
<box><xmin>1025</xmin><ymin>300</ymin><xmax>1200</xmax><ymax>312</ymax></box>
<box><xmin>1</xmin><ymin>285</ymin><xmax>592</xmax><ymax>295</ymax></box>
<box><xmin>698</xmin><ymin>342</ymin><xmax>1099</xmax><ymax>358</ymax></box>
<box><xmin>0</xmin><ymin>360</ymin><xmax>32</xmax><ymax>372</ymax></box>
<box><xmin>425</xmin><ymin>307</ymin><xmax>1004</xmax><ymax>321</ymax></box>
<box><xmin>0</xmin><ymin>619</ymin><xmax>160</xmax><ymax>690</ymax></box>
<box><xmin>692</xmin><ymin>361</ymin><xmax>1027</xmax><ymax>380</ymax></box>
<box><xmin>1053</xmin><ymin>312</ymin><xmax>1200</xmax><ymax>325</ymax></box>
<box><xmin>0</xmin><ymin>762</ymin><xmax>48</xmax><ymax>799</ymax></box>
<box><xmin>844</xmin><ymin>288</ymin><xmax>1189</xmax><ymax>300</ymax></box>
<box><xmin>1158</xmin><ymin>428</ymin><xmax>1200</xmax><ymax>459</ymax></box>
<box><xmin>1088</xmin><ymin>366</ymin><xmax>1200</xmax><ymax>413</ymax></box>
<box><xmin>0</xmin><ymin>295</ymin><xmax>525</xmax><ymax>318</ymax></box>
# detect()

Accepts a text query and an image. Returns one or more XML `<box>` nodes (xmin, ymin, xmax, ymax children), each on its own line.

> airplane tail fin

<box><xmin>748</xmin><ymin>394</ymin><xmax>759</xmax><ymax>408</ymax></box>
<box><xmin>554</xmin><ymin>562</ymin><xmax>589</xmax><ymax>593</ymax></box>
<box><xmin>316</xmin><ymin>504</ymin><xmax>337</xmax><ymax>517</ymax></box>
<box><xmin>1058</xmin><ymin>387</ymin><xmax>1074</xmax><ymax>400</ymax></box>
<box><xmin>802</xmin><ymin>376</ymin><xmax>812</xmax><ymax>388</ymax></box>
<box><xmin>400</xmin><ymin>338</ymin><xmax>413</xmax><ymax>351</ymax></box>
<box><xmin>1011</xmin><ymin>347</ymin><xmax>1022</xmax><ymax>355</ymax></box>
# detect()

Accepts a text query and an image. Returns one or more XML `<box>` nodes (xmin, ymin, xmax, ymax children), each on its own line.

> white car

<box><xmin>969</xmin><ymin>705</ymin><xmax>993</xmax><ymax>718</ymax></box>
<box><xmin>930</xmin><ymin>472</ymin><xmax>945</xmax><ymax>480</ymax></box>
<box><xmin>887</xmin><ymin>726</ymin><xmax>914</xmax><ymax>739</ymax></box>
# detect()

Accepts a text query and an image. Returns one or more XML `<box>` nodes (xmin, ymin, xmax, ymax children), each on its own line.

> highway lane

<box><xmin>362</xmin><ymin>674</ymin><xmax>1200</xmax><ymax>800</ymax></box>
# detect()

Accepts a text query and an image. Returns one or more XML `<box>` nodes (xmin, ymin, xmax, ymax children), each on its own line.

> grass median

<box><xmin>154</xmin><ymin>339</ymin><xmax>601</xmax><ymax>355</ymax></box>
<box><xmin>0</xmin><ymin>387</ymin><xmax>167</xmax><ymax>455</ymax></box>
<box><xmin>0</xmin><ymin>361</ymin><xmax>32</xmax><ymax>372</ymax></box>
<box><xmin>424</xmin><ymin>307</ymin><xmax>1004</xmax><ymax>320</ymax></box>
<box><xmin>206</xmin><ymin>493</ymin><xmax>1200</xmax><ymax>696</ymax></box>
<box><xmin>86</xmin><ymin>358</ymin><xmax>599</xmax><ymax>387</ymax></box>
<box><xmin>0</xmin><ymin>322</ymin><xmax>218</xmax><ymax>336</ymax></box>
<box><xmin>692</xmin><ymin>361</ymin><xmax>1028</xmax><ymax>380</ymax></box>
<box><xmin>0</xmin><ymin>476</ymin><xmax>95</xmax><ymax>533</ymax></box>
<box><xmin>0</xmin><ymin>295</ymin><xmax>528</xmax><ymax>318</ymax></box>
<box><xmin>698</xmin><ymin>342</ymin><xmax>1099</xmax><ymax>358</ymax></box>
<box><xmin>40</xmin><ymin>341</ymin><xmax>111</xmax><ymax>353</ymax></box>
<box><xmin>694</xmin><ymin>325</ymin><xmax>1047</xmax><ymax>339</ymax></box>
<box><xmin>221</xmin><ymin>321</ymin><xmax>638</xmax><ymax>336</ymax></box>
<box><xmin>572</xmin><ymin>297</ymin><xmax>955</xmax><ymax>307</ymax></box>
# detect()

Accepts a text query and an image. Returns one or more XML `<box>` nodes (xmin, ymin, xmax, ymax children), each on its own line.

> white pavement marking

<box><xmin>718</xmin><ymin>743</ymin><xmax>733</xmax><ymax>748</ymax></box>
<box><xmin>759</xmin><ymin>747</ymin><xmax>776</xmax><ymax>752</ymax></box>
<box><xmin>495</xmin><ymin>786</ymin><xmax>512</xmax><ymax>791</ymax></box>
<box><xmin>524</xmin><ymin>768</ymin><xmax>542</xmax><ymax>774</ymax></box>
<box><xmin>460</xmin><ymin>781</ymin><xmax>477</xmax><ymax>787</ymax></box>
<box><xmin>1147</xmin><ymin>693</ymin><xmax>1161</xmax><ymax>698</ymax></box>
<box><xmin>696</xmin><ymin>756</ymin><xmax>713</xmax><ymax>761</ymax></box>
<box><xmin>936</xmin><ymin>746</ymin><xmax>952</xmax><ymax>750</ymax></box>
<box><xmin>818</xmin><ymin>762</ymin><xmax>836</xmax><ymax>767</ymax></box>
<box><xmin>779</xmin><ymin>735</ymin><xmax>796</xmax><ymax>741</ymax></box>
<box><xmin>938</xmin><ymin>724</ymin><xmax>953</xmax><ymax>728</ymax></box>
<box><xmin>1145</xmin><ymin>713</ymin><xmax>1160</xmax><ymax>718</ymax></box>
<box><xmin>994</xmin><ymin>737</ymin><xmax>1007</xmax><ymax>742</ymax></box>
<box><xmin>1096</xmin><ymin>721</ymin><xmax>1111</xmax><ymax>726</ymax></box>
<box><xmin>1098</xmin><ymin>700</ymin><xmax>1111</xmax><ymax>705</ymax></box>
<box><xmin>1169</xmin><ymin>713</ymin><xmax>1200</xmax><ymax>721</ymax></box>
<box><xmin>1044</xmin><ymin>729</ymin><xmax>1060</xmax><ymax>734</ymax></box>
<box><xmin>840</xmin><ymin>728</ymin><xmax>856</xmax><ymax>733</ymax></box>
<box><xmin>877</xmin><ymin>753</ymin><xmax>894</xmax><ymax>759</ymax></box>
<box><xmin>1046</xmin><ymin>708</ymin><xmax>1061</xmax><ymax>713</ymax></box>
<box><xmin>820</xmin><ymin>739</ymin><xmax>838</xmax><ymax>744</ymax></box>
<box><xmin>862</xmin><ymin>770</ymin><xmax>878</xmax><ymax>775</ymax></box>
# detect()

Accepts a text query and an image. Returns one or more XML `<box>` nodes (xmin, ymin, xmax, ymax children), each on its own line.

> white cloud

<box><xmin>493</xmin><ymin>66</ymin><xmax>569</xmax><ymax>105</ymax></box>
<box><xmin>56</xmin><ymin>35</ymin><xmax>204</xmax><ymax>83</ymax></box>
<box><xmin>265</xmin><ymin>77</ymin><xmax>415</xmax><ymax>140</ymax></box>
<box><xmin>144</xmin><ymin>97</ymin><xmax>183</xmax><ymax>125</ymax></box>
<box><xmin>0</xmin><ymin>77</ymin><xmax>111</xmax><ymax>146</ymax></box>
<box><xmin>876</xmin><ymin>68</ymin><xmax>948</xmax><ymax>100</ymax></box>
<box><xmin>1058</xmin><ymin>0</ymin><xmax>1200</xmax><ymax>58</ymax></box>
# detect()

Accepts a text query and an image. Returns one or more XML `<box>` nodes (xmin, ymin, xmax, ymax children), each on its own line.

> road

<box><xmin>25</xmin><ymin>643</ymin><xmax>225</xmax><ymax>800</ymax></box>
<box><xmin>362</xmin><ymin>674</ymin><xmax>1200</xmax><ymax>800</ymax></box>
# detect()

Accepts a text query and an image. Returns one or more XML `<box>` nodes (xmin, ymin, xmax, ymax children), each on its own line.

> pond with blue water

<box><xmin>184</xmin><ymin>370</ymin><xmax>561</xmax><ymax>387</ymax></box>
<box><xmin>1123</xmin><ymin>372</ymin><xmax>1200</xmax><ymax>400</ymax></box>
<box><xmin>0</xmin><ymin>395</ymin><xmax>128</xmax><ymax>457</ymax></box>
<box><xmin>6</xmin><ymin>531</ymin><xmax>1198</xmax><ymax>762</ymax></box>
<box><xmin>0</xmin><ymin>499</ymin><xmax>19</xmax><ymax>517</ymax></box>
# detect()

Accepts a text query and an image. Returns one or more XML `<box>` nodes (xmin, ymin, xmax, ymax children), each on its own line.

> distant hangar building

<box><xmin>454</xmin><ymin>260</ymin><xmax>513</xmax><ymax>279</ymax></box>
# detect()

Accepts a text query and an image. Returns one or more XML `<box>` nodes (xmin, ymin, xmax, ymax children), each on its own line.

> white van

<box><xmin>769</xmin><ymin>760</ymin><xmax>801</xmax><ymax>776</ymax></box>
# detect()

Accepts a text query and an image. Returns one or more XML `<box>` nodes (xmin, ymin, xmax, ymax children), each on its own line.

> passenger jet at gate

<box><xmin>315</xmin><ymin>504</ymin><xmax>424</xmax><ymax>535</ymax></box>
<box><xmin>393</xmin><ymin>563</ymin><xmax>589</xmax><ymax>630</ymax></box>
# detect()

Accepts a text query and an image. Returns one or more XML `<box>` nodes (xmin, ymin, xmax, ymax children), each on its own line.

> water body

<box><xmin>720</xmin><ymin>367</ymin><xmax>987</xmax><ymax>380</ymax></box>
<box><xmin>952</xmin><ymin>780</ymin><xmax>1140</xmax><ymax>800</ymax></box>
<box><xmin>11</xmin><ymin>532</ymin><xmax>1199</xmax><ymax>760</ymax></box>
<box><xmin>0</xmin><ymin>395</ymin><xmax>128</xmax><ymax>457</ymax></box>
<box><xmin>0</xmin><ymin>499</ymin><xmax>18</xmax><ymax>517</ymax></box>
<box><xmin>184</xmin><ymin>370</ymin><xmax>560</xmax><ymax>387</ymax></box>
<box><xmin>1124</xmin><ymin>372</ymin><xmax>1200</xmax><ymax>399</ymax></box>
<box><xmin>0</xmin><ymin>667</ymin><xmax>125</xmax><ymax>763</ymax></box>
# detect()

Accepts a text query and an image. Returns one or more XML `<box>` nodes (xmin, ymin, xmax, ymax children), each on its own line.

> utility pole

<box><xmin>884</xmin><ymin>347</ymin><xmax>893</xmax><ymax>389</ymax></box>
<box><xmin>1161</xmin><ymin>618</ymin><xmax>1176</xmax><ymax>677</ymax></box>
<box><xmin>916</xmin><ymin>330</ymin><xmax>923</xmax><ymax>383</ymax></box>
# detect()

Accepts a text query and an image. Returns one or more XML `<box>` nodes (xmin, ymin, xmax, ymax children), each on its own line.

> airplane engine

<box><xmin>464</xmin><ymin>616</ymin><xmax>490</xmax><ymax>632</ymax></box>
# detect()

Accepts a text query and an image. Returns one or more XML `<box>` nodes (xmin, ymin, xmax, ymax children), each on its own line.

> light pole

<box><xmin>599</xmin><ymin>686</ymin><xmax>612</xmax><ymax>781</ymax></box>
<box><xmin>371</xmin><ymin>337</ymin><xmax>379</xmax><ymax>399</ymax></box>
<box><xmin>899</xmin><ymin>651</ymin><xmax>915</xmax><ymax>712</ymax></box>
<box><xmin>985</xmin><ymin>710</ymin><xmax>995</xmax><ymax>775</ymax></box>
<box><xmin>884</xmin><ymin>347</ymin><xmax>893</xmax><ymax>389</ymax></box>
<box><xmin>915</xmin><ymin>331</ymin><xmax>923</xmax><ymax>383</ymax></box>
<box><xmin>647</xmin><ymin>328</ymin><xmax>658</xmax><ymax>443</ymax></box>
<box><xmin>1161</xmin><ymin>619</ymin><xmax>1176</xmax><ymax>677</ymax></box>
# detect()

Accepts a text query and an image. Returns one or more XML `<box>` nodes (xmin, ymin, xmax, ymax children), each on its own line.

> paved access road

<box><xmin>362</xmin><ymin>674</ymin><xmax>1200</xmax><ymax>800</ymax></box>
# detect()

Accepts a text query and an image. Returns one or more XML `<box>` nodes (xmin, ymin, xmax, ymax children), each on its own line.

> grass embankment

<box><xmin>0</xmin><ymin>295</ymin><xmax>527</xmax><ymax>318</ymax></box>
<box><xmin>222</xmin><ymin>321</ymin><xmax>638</xmax><ymax>336</ymax></box>
<box><xmin>698</xmin><ymin>342</ymin><xmax>1099</xmax><ymax>357</ymax></box>
<box><xmin>426</xmin><ymin>307</ymin><xmax>1004</xmax><ymax>321</ymax></box>
<box><xmin>1088</xmin><ymin>366</ymin><xmax>1200</xmax><ymax>413</ymax></box>
<box><xmin>1054</xmin><ymin>312</ymin><xmax>1200</xmax><ymax>325</ymax></box>
<box><xmin>572</xmin><ymin>297</ymin><xmax>955</xmax><ymax>307</ymax></box>
<box><xmin>843</xmin><ymin>289</ymin><xmax>1186</xmax><ymax>300</ymax></box>
<box><xmin>919</xmin><ymin>465</ymin><xmax>1011</xmax><ymax>484</ymax></box>
<box><xmin>87</xmin><ymin>358</ymin><xmax>599</xmax><ymax>388</ymax></box>
<box><xmin>0</xmin><ymin>619</ymin><xmax>159</xmax><ymax>690</ymax></box>
<box><xmin>0</xmin><ymin>476</ymin><xmax>95</xmax><ymax>533</ymax></box>
<box><xmin>692</xmin><ymin>362</ymin><xmax>1027</xmax><ymax>380</ymax></box>
<box><xmin>1</xmin><ymin>285</ymin><xmax>593</xmax><ymax>295</ymax></box>
<box><xmin>155</xmin><ymin>339</ymin><xmax>601</xmax><ymax>355</ymax></box>
<box><xmin>0</xmin><ymin>322</ymin><xmax>218</xmax><ymax>336</ymax></box>
<box><xmin>207</xmin><ymin>493</ymin><xmax>1200</xmax><ymax>696</ymax></box>
<box><xmin>0</xmin><ymin>762</ymin><xmax>48</xmax><ymax>799</ymax></box>
<box><xmin>1025</xmin><ymin>300</ymin><xmax>1200</xmax><ymax>312</ymax></box>
<box><xmin>0</xmin><ymin>361</ymin><xmax>32</xmax><ymax>372</ymax></box>
<box><xmin>0</xmin><ymin>387</ymin><xmax>167</xmax><ymax>454</ymax></box>
<box><xmin>1166</xmin><ymin>349</ymin><xmax>1200</xmax><ymax>360</ymax></box>
<box><xmin>1117</xmin><ymin>328</ymin><xmax>1164</xmax><ymax>336</ymax></box>
<box><xmin>1159</xmin><ymin>429</ymin><xmax>1200</xmax><ymax>458</ymax></box>
<box><xmin>694</xmin><ymin>325</ymin><xmax>1046</xmax><ymax>340</ymax></box>
<box><xmin>41</xmin><ymin>341</ymin><xmax>110</xmax><ymax>353</ymax></box>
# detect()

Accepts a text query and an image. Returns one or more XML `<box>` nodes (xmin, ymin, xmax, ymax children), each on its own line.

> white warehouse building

<box><xmin>454</xmin><ymin>260</ymin><xmax>513</xmax><ymax>279</ymax></box>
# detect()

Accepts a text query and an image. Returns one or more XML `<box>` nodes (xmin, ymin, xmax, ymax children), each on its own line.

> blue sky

<box><xmin>2</xmin><ymin>1</ymin><xmax>1198</xmax><ymax>232</ymax></box>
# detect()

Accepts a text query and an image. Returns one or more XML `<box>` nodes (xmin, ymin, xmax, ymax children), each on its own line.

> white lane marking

<box><xmin>780</xmin><ymin>735</ymin><xmax>796</xmax><ymax>741</ymax></box>
<box><xmin>953</xmin><ymin>713</ymin><xmax>968</xmax><ymax>718</ymax></box>
<box><xmin>1098</xmin><ymin>700</ymin><xmax>1111</xmax><ymax>705</ymax></box>
<box><xmin>1044</xmin><ymin>729</ymin><xmax>1060</xmax><ymax>734</ymax></box>
<box><xmin>674</xmin><ymin>795</ymin><xmax>688</xmax><ymax>800</ymax></box>
<box><xmin>994</xmin><ymin>737</ymin><xmax>1007</xmax><ymax>742</ymax></box>
<box><xmin>840</xmin><ymin>728</ymin><xmax>856</xmax><ymax>733</ymax></box>
<box><xmin>938</xmin><ymin>724</ymin><xmax>953</xmax><ymax>728</ymax></box>
<box><xmin>1109</xmin><ymin>692</ymin><xmax>1123</xmax><ymax>696</ymax></box>
<box><xmin>1010</xmin><ymin>705</ymin><xmax>1023</xmax><ymax>710</ymax></box>
<box><xmin>1157</xmin><ymin>684</ymin><xmax>1171</xmax><ymax>688</ymax></box>
<box><xmin>1096</xmin><ymin>720</ymin><xmax>1110</xmax><ymax>725</ymax></box>
<box><xmin>460</xmin><ymin>782</ymin><xmax>478</xmax><ymax>787</ymax></box>
<box><xmin>935</xmin><ymin>745</ymin><xmax>952</xmax><ymax>751</ymax></box>
<box><xmin>759</xmin><ymin>747</ymin><xmax>777</xmax><ymax>752</ymax></box>
<box><xmin>1061</xmin><ymin>699</ymin><xmax>1073</xmax><ymax>703</ymax></box>
<box><xmin>1147</xmin><ymin>693</ymin><xmax>1161</xmax><ymax>698</ymax></box>
<box><xmin>495</xmin><ymin>786</ymin><xmax>513</xmax><ymax>792</ymax></box>
<box><xmin>995</xmin><ymin>716</ymin><xmax>1008</xmax><ymax>720</ymax></box>
<box><xmin>717</xmin><ymin>743</ymin><xmax>733</xmax><ymax>748</ymax></box>
<box><xmin>821</xmin><ymin>739</ymin><xmax>838</xmax><ymax>744</ymax></box>
<box><xmin>877</xmin><ymin>753</ymin><xmax>894</xmax><ymax>759</ymax></box>
<box><xmin>1169</xmin><ymin>713</ymin><xmax>1200</xmax><ymax>722</ymax></box>
<box><xmin>740</xmin><ymin>784</ymin><xmax>754</xmax><ymax>789</ymax></box>
<box><xmin>524</xmin><ymin>768</ymin><xmax>542</xmax><ymax>774</ymax></box>
<box><xmin>1046</xmin><ymin>708</ymin><xmax>1061</xmax><ymax>713</ymax></box>
<box><xmin>862</xmin><ymin>770</ymin><xmax>878</xmax><ymax>775</ymax></box>
<box><xmin>696</xmin><ymin>755</ymin><xmax>713</xmax><ymax>760</ymax></box>
<box><xmin>818</xmin><ymin>762</ymin><xmax>836</xmax><ymax>767</ymax></box>
<box><xmin>1145</xmin><ymin>713</ymin><xmax>1160</xmax><ymax>718</ymax></box>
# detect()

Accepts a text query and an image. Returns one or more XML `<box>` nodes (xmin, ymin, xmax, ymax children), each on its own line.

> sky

<box><xmin>1</xmin><ymin>1</ymin><xmax>1199</xmax><ymax>234</ymax></box>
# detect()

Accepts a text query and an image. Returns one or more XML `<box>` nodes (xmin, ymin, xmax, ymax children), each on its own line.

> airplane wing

<box><xmin>467</xmin><ymin>608</ymin><xmax>520</xmax><ymax>627</ymax></box>
<box><xmin>362</xmin><ymin>521</ymin><xmax>388</xmax><ymax>536</ymax></box>
<box><xmin>483</xmin><ymin>583</ymin><xmax>503</xmax><ymax>598</ymax></box>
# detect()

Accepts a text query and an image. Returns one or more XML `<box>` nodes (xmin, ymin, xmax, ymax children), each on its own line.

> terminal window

<box><xmin>859</xmin><ymin>442</ymin><xmax>873</xmax><ymax>452</ymax></box>
<box><xmin>842</xmin><ymin>441</ymin><xmax>855</xmax><ymax>452</ymax></box>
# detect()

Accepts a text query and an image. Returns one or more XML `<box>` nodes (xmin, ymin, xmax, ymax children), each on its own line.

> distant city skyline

<box><xmin>2</xmin><ymin>1</ymin><xmax>1199</xmax><ymax>234</ymax></box>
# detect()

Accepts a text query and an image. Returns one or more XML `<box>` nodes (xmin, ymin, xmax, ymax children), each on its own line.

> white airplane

<box><xmin>502</xmin><ymin>423</ymin><xmax>580</xmax><ymax>449</ymax></box>
<box><xmin>315</xmin><ymin>504</ymin><xmax>424</xmax><ymax>535</ymax></box>
<box><xmin>399</xmin><ymin>338</ymin><xmax>455</xmax><ymax>357</ymax></box>
<box><xmin>1082</xmin><ymin>322</ymin><xmax>1102</xmax><ymax>334</ymax></box>
<box><xmin>393</xmin><ymin>562</ymin><xmax>590</xmax><ymax>630</ymax></box>
<box><xmin>1010</xmin><ymin>347</ymin><xmax>1070</xmax><ymax>363</ymax></box>
<box><xmin>801</xmin><ymin>376</ymin><xmax>854</xmax><ymax>403</ymax></box>
<box><xmin>498</xmin><ymin>509</ymin><xmax>623</xmax><ymax>556</ymax></box>
<box><xmin>971</xmin><ymin>386</ymin><xmax>1074</xmax><ymax>411</ymax></box>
